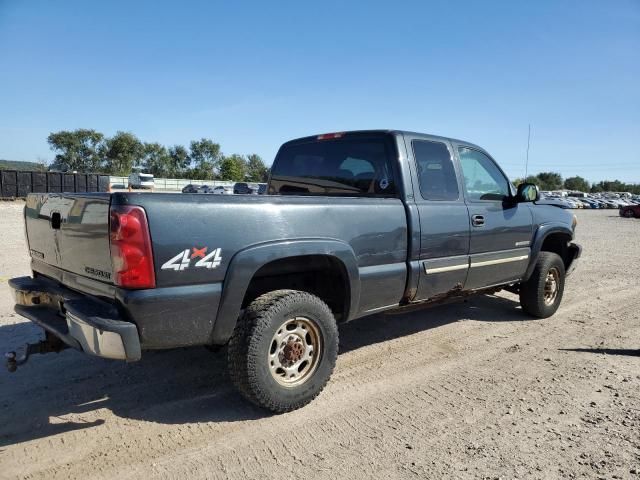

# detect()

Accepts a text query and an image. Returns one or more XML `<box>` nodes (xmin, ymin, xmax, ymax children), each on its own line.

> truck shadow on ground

<box><xmin>0</xmin><ymin>294</ymin><xmax>531</xmax><ymax>448</ymax></box>
<box><xmin>559</xmin><ymin>347</ymin><xmax>640</xmax><ymax>357</ymax></box>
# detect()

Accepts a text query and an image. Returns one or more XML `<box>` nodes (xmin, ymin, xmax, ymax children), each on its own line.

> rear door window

<box><xmin>412</xmin><ymin>140</ymin><xmax>459</xmax><ymax>201</ymax></box>
<box><xmin>270</xmin><ymin>135</ymin><xmax>397</xmax><ymax>196</ymax></box>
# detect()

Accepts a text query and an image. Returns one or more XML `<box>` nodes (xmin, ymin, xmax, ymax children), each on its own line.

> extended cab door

<box><xmin>404</xmin><ymin>134</ymin><xmax>470</xmax><ymax>301</ymax></box>
<box><xmin>452</xmin><ymin>143</ymin><xmax>533</xmax><ymax>289</ymax></box>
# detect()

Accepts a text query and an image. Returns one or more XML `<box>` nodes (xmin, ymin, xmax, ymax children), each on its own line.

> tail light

<box><xmin>109</xmin><ymin>205</ymin><xmax>156</xmax><ymax>289</ymax></box>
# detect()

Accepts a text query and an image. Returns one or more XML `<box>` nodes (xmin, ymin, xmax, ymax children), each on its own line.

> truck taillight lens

<box><xmin>109</xmin><ymin>205</ymin><xmax>156</xmax><ymax>289</ymax></box>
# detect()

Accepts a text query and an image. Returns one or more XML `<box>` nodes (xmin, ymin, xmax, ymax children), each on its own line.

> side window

<box><xmin>458</xmin><ymin>147</ymin><xmax>510</xmax><ymax>201</ymax></box>
<box><xmin>412</xmin><ymin>140</ymin><xmax>459</xmax><ymax>201</ymax></box>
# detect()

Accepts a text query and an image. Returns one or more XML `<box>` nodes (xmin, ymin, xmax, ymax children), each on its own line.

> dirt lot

<box><xmin>0</xmin><ymin>203</ymin><xmax>638</xmax><ymax>479</ymax></box>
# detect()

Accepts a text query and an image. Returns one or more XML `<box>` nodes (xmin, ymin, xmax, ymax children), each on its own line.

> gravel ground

<box><xmin>0</xmin><ymin>203</ymin><xmax>638</xmax><ymax>479</ymax></box>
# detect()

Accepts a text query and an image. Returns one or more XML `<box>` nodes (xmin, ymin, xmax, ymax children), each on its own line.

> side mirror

<box><xmin>516</xmin><ymin>183</ymin><xmax>540</xmax><ymax>202</ymax></box>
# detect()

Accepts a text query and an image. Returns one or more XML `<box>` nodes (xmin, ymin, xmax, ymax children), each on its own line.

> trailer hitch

<box><xmin>5</xmin><ymin>333</ymin><xmax>68</xmax><ymax>372</ymax></box>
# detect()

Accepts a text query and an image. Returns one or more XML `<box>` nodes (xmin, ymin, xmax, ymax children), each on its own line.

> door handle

<box><xmin>471</xmin><ymin>214</ymin><xmax>485</xmax><ymax>227</ymax></box>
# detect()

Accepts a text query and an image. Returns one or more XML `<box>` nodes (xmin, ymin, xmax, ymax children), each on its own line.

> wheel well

<box><xmin>540</xmin><ymin>232</ymin><xmax>572</xmax><ymax>269</ymax></box>
<box><xmin>242</xmin><ymin>255</ymin><xmax>351</xmax><ymax>322</ymax></box>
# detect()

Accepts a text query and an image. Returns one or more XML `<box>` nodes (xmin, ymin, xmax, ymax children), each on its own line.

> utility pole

<box><xmin>525</xmin><ymin>124</ymin><xmax>531</xmax><ymax>179</ymax></box>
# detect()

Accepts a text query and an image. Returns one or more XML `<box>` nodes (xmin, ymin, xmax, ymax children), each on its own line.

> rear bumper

<box><xmin>9</xmin><ymin>276</ymin><xmax>141</xmax><ymax>361</ymax></box>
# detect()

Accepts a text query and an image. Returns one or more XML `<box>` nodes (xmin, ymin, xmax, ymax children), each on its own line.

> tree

<box><xmin>189</xmin><ymin>138</ymin><xmax>222</xmax><ymax>180</ymax></box>
<box><xmin>219</xmin><ymin>154</ymin><xmax>246</xmax><ymax>181</ymax></box>
<box><xmin>34</xmin><ymin>157</ymin><xmax>49</xmax><ymax>172</ymax></box>
<box><xmin>564</xmin><ymin>176</ymin><xmax>590</xmax><ymax>192</ymax></box>
<box><xmin>141</xmin><ymin>142</ymin><xmax>172</xmax><ymax>177</ymax></box>
<box><xmin>102</xmin><ymin>131</ymin><xmax>143</xmax><ymax>175</ymax></box>
<box><xmin>47</xmin><ymin>129</ymin><xmax>104</xmax><ymax>172</ymax></box>
<box><xmin>168</xmin><ymin>145</ymin><xmax>190</xmax><ymax>177</ymax></box>
<box><xmin>513</xmin><ymin>175</ymin><xmax>539</xmax><ymax>187</ymax></box>
<box><xmin>592</xmin><ymin>179</ymin><xmax>627</xmax><ymax>193</ymax></box>
<box><xmin>246</xmin><ymin>154</ymin><xmax>268</xmax><ymax>182</ymax></box>
<box><xmin>535</xmin><ymin>172</ymin><xmax>563</xmax><ymax>191</ymax></box>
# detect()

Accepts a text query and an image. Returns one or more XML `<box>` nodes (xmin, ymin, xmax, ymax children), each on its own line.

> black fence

<box><xmin>0</xmin><ymin>171</ymin><xmax>110</xmax><ymax>199</ymax></box>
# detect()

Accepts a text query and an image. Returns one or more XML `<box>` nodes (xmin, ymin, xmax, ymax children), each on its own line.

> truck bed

<box><xmin>24</xmin><ymin>192</ymin><xmax>409</xmax><ymax>346</ymax></box>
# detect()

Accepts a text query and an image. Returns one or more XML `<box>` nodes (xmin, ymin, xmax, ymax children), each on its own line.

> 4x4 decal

<box><xmin>161</xmin><ymin>247</ymin><xmax>222</xmax><ymax>271</ymax></box>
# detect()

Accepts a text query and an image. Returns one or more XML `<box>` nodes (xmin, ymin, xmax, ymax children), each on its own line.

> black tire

<box><xmin>623</xmin><ymin>209</ymin><xmax>635</xmax><ymax>218</ymax></box>
<box><xmin>227</xmin><ymin>290</ymin><xmax>339</xmax><ymax>413</ymax></box>
<box><xmin>519</xmin><ymin>252</ymin><xmax>566</xmax><ymax>318</ymax></box>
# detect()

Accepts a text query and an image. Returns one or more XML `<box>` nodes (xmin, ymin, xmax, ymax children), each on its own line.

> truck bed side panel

<box><xmin>114</xmin><ymin>193</ymin><xmax>408</xmax><ymax>317</ymax></box>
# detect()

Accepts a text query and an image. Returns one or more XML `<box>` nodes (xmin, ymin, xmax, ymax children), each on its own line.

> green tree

<box><xmin>189</xmin><ymin>138</ymin><xmax>222</xmax><ymax>180</ymax></box>
<box><xmin>219</xmin><ymin>154</ymin><xmax>246</xmax><ymax>181</ymax></box>
<box><xmin>168</xmin><ymin>145</ymin><xmax>190</xmax><ymax>177</ymax></box>
<box><xmin>535</xmin><ymin>172</ymin><xmax>563</xmax><ymax>190</ymax></box>
<box><xmin>47</xmin><ymin>129</ymin><xmax>104</xmax><ymax>172</ymax></box>
<box><xmin>246</xmin><ymin>154</ymin><xmax>268</xmax><ymax>182</ymax></box>
<box><xmin>512</xmin><ymin>175</ymin><xmax>539</xmax><ymax>186</ymax></box>
<box><xmin>102</xmin><ymin>131</ymin><xmax>144</xmax><ymax>175</ymax></box>
<box><xmin>564</xmin><ymin>176</ymin><xmax>590</xmax><ymax>192</ymax></box>
<box><xmin>34</xmin><ymin>157</ymin><xmax>49</xmax><ymax>172</ymax></box>
<box><xmin>141</xmin><ymin>142</ymin><xmax>172</xmax><ymax>177</ymax></box>
<box><xmin>593</xmin><ymin>179</ymin><xmax>627</xmax><ymax>193</ymax></box>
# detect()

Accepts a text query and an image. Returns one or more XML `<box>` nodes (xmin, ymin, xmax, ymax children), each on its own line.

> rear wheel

<box><xmin>227</xmin><ymin>290</ymin><xmax>339</xmax><ymax>413</ymax></box>
<box><xmin>623</xmin><ymin>209</ymin><xmax>635</xmax><ymax>218</ymax></box>
<box><xmin>519</xmin><ymin>252</ymin><xmax>566</xmax><ymax>318</ymax></box>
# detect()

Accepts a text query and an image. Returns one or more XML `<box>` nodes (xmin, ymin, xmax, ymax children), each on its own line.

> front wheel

<box><xmin>227</xmin><ymin>290</ymin><xmax>339</xmax><ymax>413</ymax></box>
<box><xmin>519</xmin><ymin>252</ymin><xmax>566</xmax><ymax>318</ymax></box>
<box><xmin>623</xmin><ymin>209</ymin><xmax>635</xmax><ymax>218</ymax></box>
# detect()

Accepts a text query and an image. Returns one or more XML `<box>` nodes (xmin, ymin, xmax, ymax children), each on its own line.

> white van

<box><xmin>128</xmin><ymin>172</ymin><xmax>155</xmax><ymax>190</ymax></box>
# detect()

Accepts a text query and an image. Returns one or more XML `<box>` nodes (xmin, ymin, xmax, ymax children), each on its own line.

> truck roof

<box><xmin>282</xmin><ymin>129</ymin><xmax>484</xmax><ymax>151</ymax></box>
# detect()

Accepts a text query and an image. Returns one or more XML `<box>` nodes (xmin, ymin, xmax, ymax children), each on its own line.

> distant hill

<box><xmin>0</xmin><ymin>159</ymin><xmax>46</xmax><ymax>171</ymax></box>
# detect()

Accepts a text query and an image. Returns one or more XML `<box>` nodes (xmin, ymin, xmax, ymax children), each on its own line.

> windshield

<box><xmin>270</xmin><ymin>133</ymin><xmax>397</xmax><ymax>196</ymax></box>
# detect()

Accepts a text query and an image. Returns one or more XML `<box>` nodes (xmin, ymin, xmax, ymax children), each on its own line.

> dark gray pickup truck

<box><xmin>7</xmin><ymin>130</ymin><xmax>581</xmax><ymax>412</ymax></box>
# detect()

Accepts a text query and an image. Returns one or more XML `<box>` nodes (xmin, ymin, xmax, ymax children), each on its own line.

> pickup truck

<box><xmin>6</xmin><ymin>130</ymin><xmax>581</xmax><ymax>413</ymax></box>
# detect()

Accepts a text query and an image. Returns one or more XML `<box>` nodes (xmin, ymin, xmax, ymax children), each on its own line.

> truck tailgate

<box><xmin>25</xmin><ymin>193</ymin><xmax>113</xmax><ymax>284</ymax></box>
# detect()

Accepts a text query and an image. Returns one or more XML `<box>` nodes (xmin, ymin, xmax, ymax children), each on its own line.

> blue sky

<box><xmin>0</xmin><ymin>0</ymin><xmax>638</xmax><ymax>182</ymax></box>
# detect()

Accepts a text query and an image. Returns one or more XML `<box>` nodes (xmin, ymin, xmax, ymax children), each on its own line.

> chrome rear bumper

<box><xmin>9</xmin><ymin>276</ymin><xmax>141</xmax><ymax>362</ymax></box>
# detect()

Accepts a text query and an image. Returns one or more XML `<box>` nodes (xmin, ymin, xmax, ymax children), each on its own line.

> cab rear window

<box><xmin>269</xmin><ymin>134</ymin><xmax>397</xmax><ymax>196</ymax></box>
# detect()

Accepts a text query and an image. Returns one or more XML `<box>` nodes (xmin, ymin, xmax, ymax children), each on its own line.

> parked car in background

<box><xmin>182</xmin><ymin>184</ymin><xmax>199</xmax><ymax>193</ymax></box>
<box><xmin>620</xmin><ymin>204</ymin><xmax>640</xmax><ymax>218</ymax></box>
<box><xmin>128</xmin><ymin>172</ymin><xmax>155</xmax><ymax>190</ymax></box>
<box><xmin>197</xmin><ymin>185</ymin><xmax>215</xmax><ymax>194</ymax></box>
<box><xmin>538</xmin><ymin>196</ymin><xmax>573</xmax><ymax>209</ymax></box>
<box><xmin>257</xmin><ymin>183</ymin><xmax>267</xmax><ymax>195</ymax></box>
<box><xmin>213</xmin><ymin>185</ymin><xmax>234</xmax><ymax>195</ymax></box>
<box><xmin>233</xmin><ymin>182</ymin><xmax>252</xmax><ymax>194</ymax></box>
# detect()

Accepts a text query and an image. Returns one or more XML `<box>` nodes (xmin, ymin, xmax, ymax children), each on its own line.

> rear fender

<box><xmin>210</xmin><ymin>239</ymin><xmax>360</xmax><ymax>344</ymax></box>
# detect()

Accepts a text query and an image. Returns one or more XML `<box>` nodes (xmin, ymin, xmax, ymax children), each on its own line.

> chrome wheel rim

<box><xmin>544</xmin><ymin>268</ymin><xmax>560</xmax><ymax>306</ymax></box>
<box><xmin>268</xmin><ymin>316</ymin><xmax>322</xmax><ymax>387</ymax></box>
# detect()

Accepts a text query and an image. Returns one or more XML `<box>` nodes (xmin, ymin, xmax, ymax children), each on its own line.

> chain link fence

<box><xmin>109</xmin><ymin>176</ymin><xmax>237</xmax><ymax>191</ymax></box>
